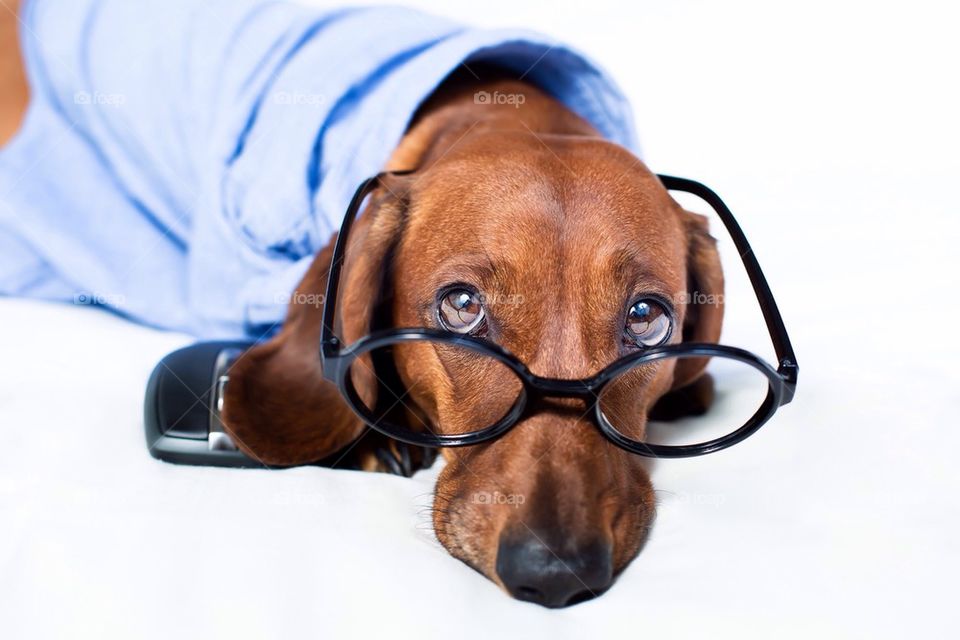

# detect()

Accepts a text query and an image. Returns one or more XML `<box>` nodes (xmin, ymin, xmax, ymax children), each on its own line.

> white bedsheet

<box><xmin>1</xmin><ymin>1</ymin><xmax>957</xmax><ymax>638</ymax></box>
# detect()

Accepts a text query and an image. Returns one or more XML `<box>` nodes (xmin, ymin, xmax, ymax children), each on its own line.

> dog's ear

<box><xmin>220</xmin><ymin>239</ymin><xmax>363</xmax><ymax>466</ymax></box>
<box><xmin>671</xmin><ymin>209</ymin><xmax>725</xmax><ymax>390</ymax></box>
<box><xmin>220</xmin><ymin>177</ymin><xmax>411</xmax><ymax>466</ymax></box>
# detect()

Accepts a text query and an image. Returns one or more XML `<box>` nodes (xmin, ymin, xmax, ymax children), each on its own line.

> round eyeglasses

<box><xmin>320</xmin><ymin>173</ymin><xmax>798</xmax><ymax>458</ymax></box>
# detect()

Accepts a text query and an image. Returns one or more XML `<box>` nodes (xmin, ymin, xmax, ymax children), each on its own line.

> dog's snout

<box><xmin>495</xmin><ymin>531</ymin><xmax>613</xmax><ymax>608</ymax></box>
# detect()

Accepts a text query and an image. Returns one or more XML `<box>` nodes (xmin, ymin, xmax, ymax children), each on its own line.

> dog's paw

<box><xmin>336</xmin><ymin>431</ymin><xmax>437</xmax><ymax>476</ymax></box>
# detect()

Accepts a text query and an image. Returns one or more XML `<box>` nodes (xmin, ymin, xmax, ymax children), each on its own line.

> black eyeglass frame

<box><xmin>320</xmin><ymin>172</ymin><xmax>798</xmax><ymax>458</ymax></box>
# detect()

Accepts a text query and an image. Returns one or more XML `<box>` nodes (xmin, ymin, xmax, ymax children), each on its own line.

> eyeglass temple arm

<box><xmin>657</xmin><ymin>175</ymin><xmax>798</xmax><ymax>404</ymax></box>
<box><xmin>321</xmin><ymin>176</ymin><xmax>379</xmax><ymax>363</ymax></box>
<box><xmin>321</xmin><ymin>172</ymin><xmax>416</xmax><ymax>366</ymax></box>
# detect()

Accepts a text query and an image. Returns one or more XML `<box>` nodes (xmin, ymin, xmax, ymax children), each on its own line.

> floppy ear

<box><xmin>221</xmin><ymin>178</ymin><xmax>410</xmax><ymax>466</ymax></box>
<box><xmin>671</xmin><ymin>209</ymin><xmax>725</xmax><ymax>390</ymax></box>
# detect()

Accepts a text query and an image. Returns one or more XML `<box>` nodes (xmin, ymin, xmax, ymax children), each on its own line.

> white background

<box><xmin>1</xmin><ymin>0</ymin><xmax>958</xmax><ymax>638</ymax></box>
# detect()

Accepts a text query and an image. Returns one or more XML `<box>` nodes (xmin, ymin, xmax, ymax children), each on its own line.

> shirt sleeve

<box><xmin>0</xmin><ymin>0</ymin><xmax>638</xmax><ymax>338</ymax></box>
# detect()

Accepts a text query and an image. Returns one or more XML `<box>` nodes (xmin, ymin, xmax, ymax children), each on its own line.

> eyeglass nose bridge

<box><xmin>526</xmin><ymin>375</ymin><xmax>598</xmax><ymax>399</ymax></box>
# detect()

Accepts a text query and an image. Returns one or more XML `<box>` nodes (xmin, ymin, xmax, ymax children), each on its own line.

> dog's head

<box><xmin>225</xmin><ymin>120</ymin><xmax>723</xmax><ymax>607</ymax></box>
<box><xmin>334</xmin><ymin>130</ymin><xmax>724</xmax><ymax>606</ymax></box>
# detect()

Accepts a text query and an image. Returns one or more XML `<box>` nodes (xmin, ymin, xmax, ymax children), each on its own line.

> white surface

<box><xmin>1</xmin><ymin>0</ymin><xmax>958</xmax><ymax>638</ymax></box>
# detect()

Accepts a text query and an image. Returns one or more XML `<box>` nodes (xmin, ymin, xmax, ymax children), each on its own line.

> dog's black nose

<box><xmin>495</xmin><ymin>532</ymin><xmax>613</xmax><ymax>608</ymax></box>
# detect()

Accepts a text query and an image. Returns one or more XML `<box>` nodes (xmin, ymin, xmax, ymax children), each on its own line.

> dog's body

<box><xmin>1</xmin><ymin>3</ymin><xmax>723</xmax><ymax>608</ymax></box>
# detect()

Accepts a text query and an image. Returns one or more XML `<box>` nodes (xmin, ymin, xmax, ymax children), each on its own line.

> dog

<box><xmin>1</xmin><ymin>1</ymin><xmax>724</xmax><ymax>608</ymax></box>
<box><xmin>221</xmin><ymin>67</ymin><xmax>724</xmax><ymax>607</ymax></box>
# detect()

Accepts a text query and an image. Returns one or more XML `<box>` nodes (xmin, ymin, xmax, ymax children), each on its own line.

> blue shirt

<box><xmin>0</xmin><ymin>0</ymin><xmax>638</xmax><ymax>338</ymax></box>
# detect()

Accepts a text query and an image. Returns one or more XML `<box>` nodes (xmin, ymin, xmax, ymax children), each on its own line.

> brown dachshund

<box><xmin>0</xmin><ymin>5</ymin><xmax>723</xmax><ymax>598</ymax></box>
<box><xmin>221</xmin><ymin>67</ymin><xmax>724</xmax><ymax>607</ymax></box>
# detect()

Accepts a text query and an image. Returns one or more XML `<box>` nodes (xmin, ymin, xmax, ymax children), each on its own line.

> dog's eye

<box><xmin>625</xmin><ymin>299</ymin><xmax>672</xmax><ymax>347</ymax></box>
<box><xmin>438</xmin><ymin>288</ymin><xmax>485</xmax><ymax>334</ymax></box>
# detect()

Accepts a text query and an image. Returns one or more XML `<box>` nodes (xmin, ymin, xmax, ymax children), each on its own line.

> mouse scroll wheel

<box><xmin>208</xmin><ymin>370</ymin><xmax>238</xmax><ymax>452</ymax></box>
